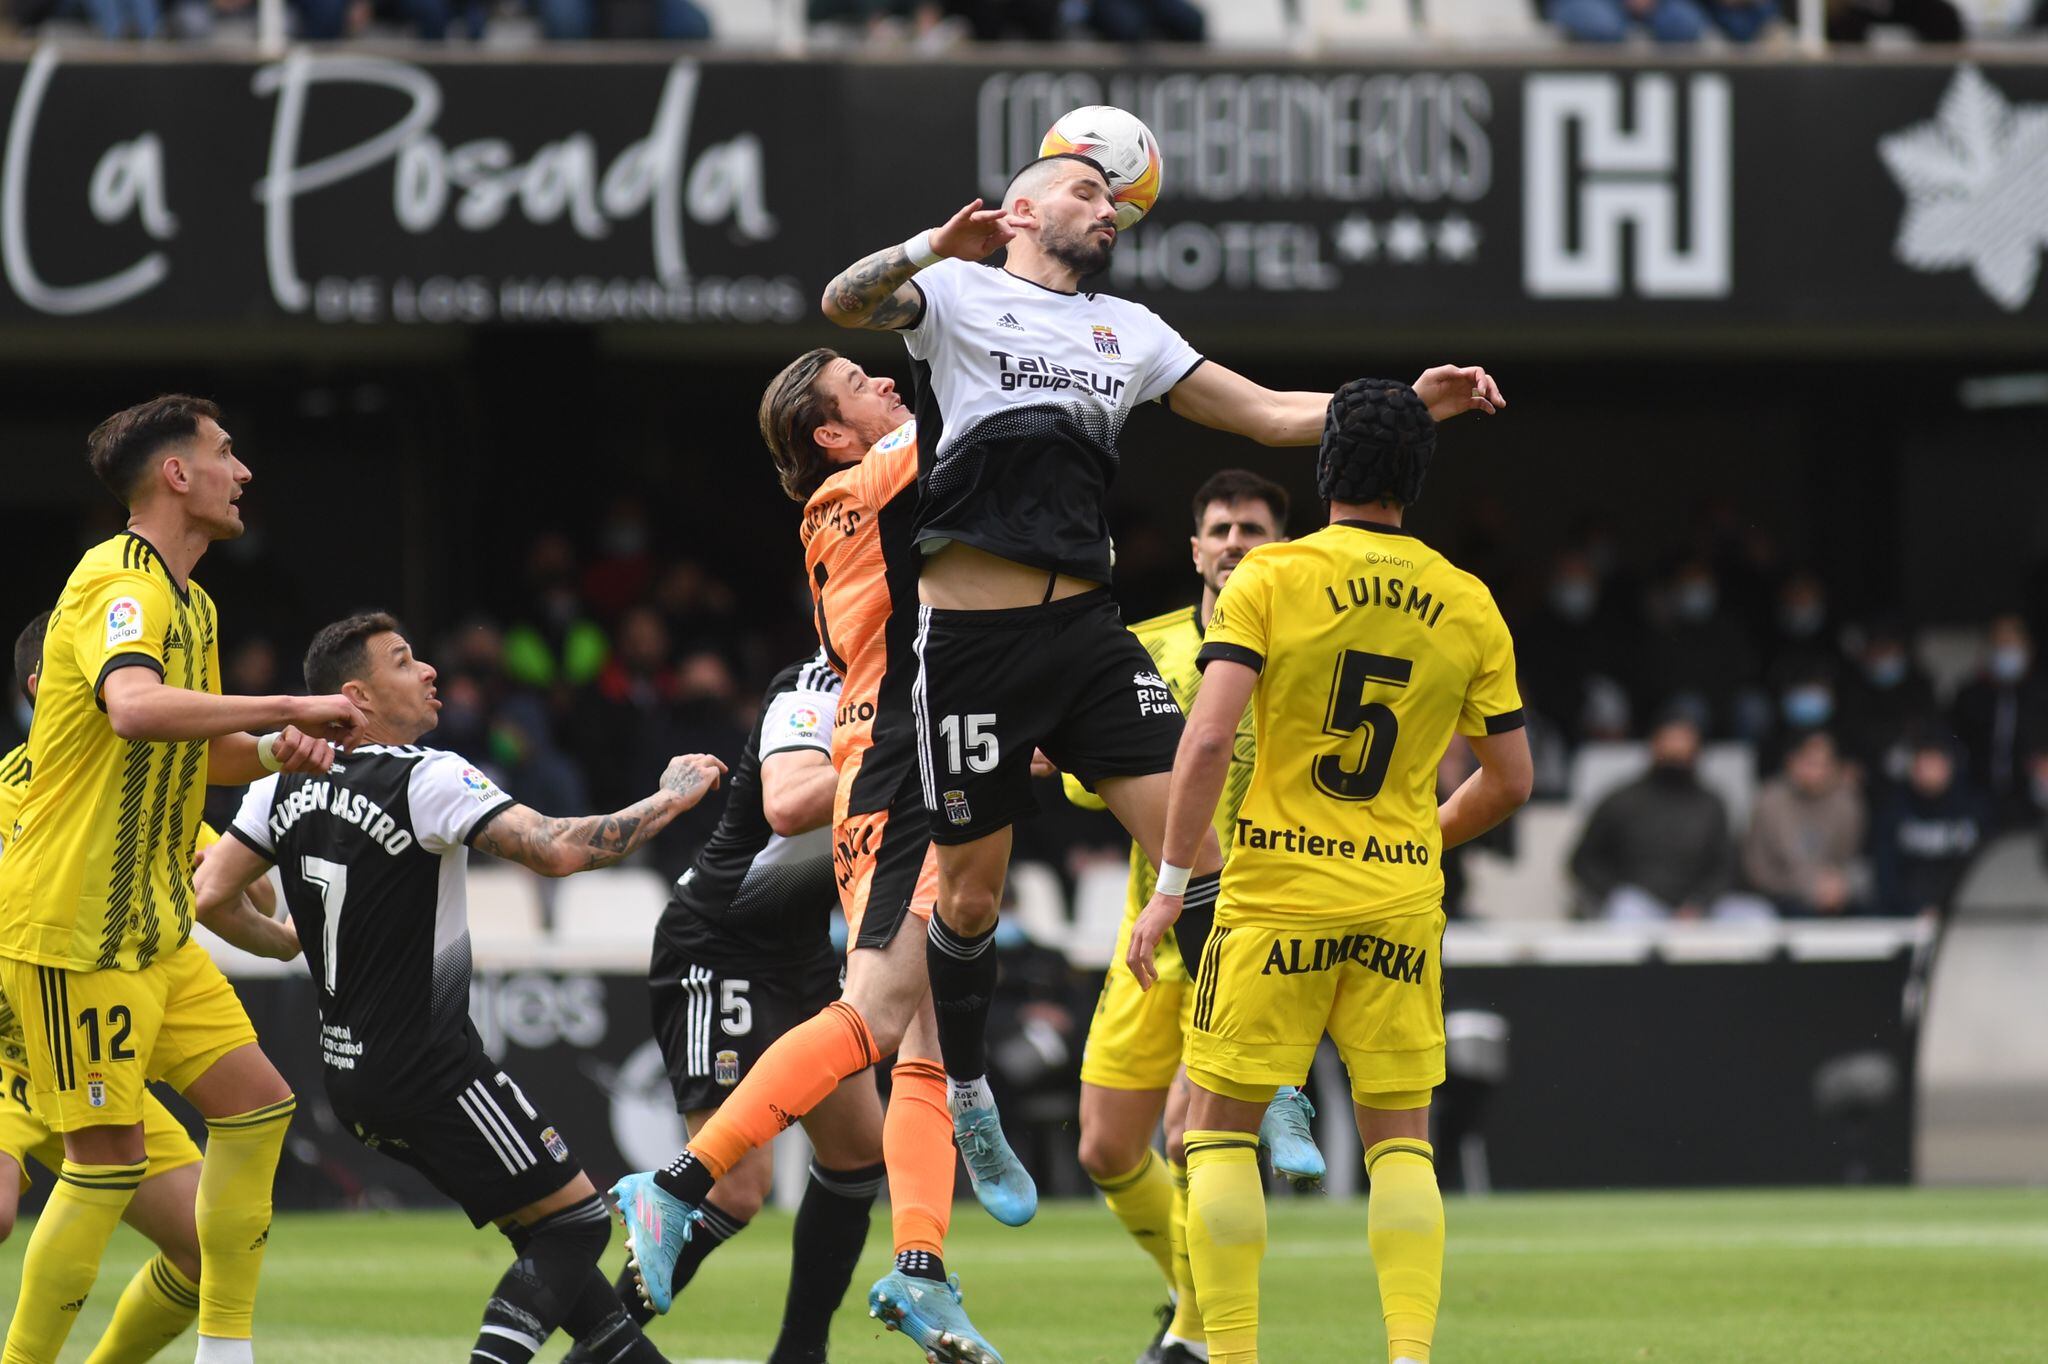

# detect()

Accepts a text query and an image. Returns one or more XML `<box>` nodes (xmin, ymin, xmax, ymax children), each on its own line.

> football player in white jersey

<box><xmin>812</xmin><ymin>154</ymin><xmax>1504</xmax><ymax>1255</ymax></box>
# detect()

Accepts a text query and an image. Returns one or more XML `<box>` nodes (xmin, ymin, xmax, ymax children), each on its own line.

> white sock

<box><xmin>947</xmin><ymin>1075</ymin><xmax>994</xmax><ymax>1115</ymax></box>
<box><xmin>1162</xmin><ymin>1334</ymin><xmax>1209</xmax><ymax>1359</ymax></box>
<box><xmin>195</xmin><ymin>1336</ymin><xmax>255</xmax><ymax>1364</ymax></box>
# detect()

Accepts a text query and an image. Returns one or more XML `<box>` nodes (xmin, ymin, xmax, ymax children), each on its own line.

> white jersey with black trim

<box><xmin>903</xmin><ymin>257</ymin><xmax>1203</xmax><ymax>584</ymax></box>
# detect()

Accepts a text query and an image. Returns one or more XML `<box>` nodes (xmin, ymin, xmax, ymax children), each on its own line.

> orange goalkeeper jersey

<box><xmin>800</xmin><ymin>419</ymin><xmax>923</xmax><ymax>816</ymax></box>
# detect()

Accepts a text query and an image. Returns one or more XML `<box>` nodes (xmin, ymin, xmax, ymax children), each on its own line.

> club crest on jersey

<box><xmin>104</xmin><ymin>597</ymin><xmax>143</xmax><ymax>649</ymax></box>
<box><xmin>715</xmin><ymin>1050</ymin><xmax>740</xmax><ymax>1086</ymax></box>
<box><xmin>1091</xmin><ymin>324</ymin><xmax>1122</xmax><ymax>359</ymax></box>
<box><xmin>943</xmin><ymin>789</ymin><xmax>972</xmax><ymax>826</ymax></box>
<box><xmin>86</xmin><ymin>1072</ymin><xmax>106</xmax><ymax>1108</ymax></box>
<box><xmin>541</xmin><ymin>1126</ymin><xmax>571</xmax><ymax>1163</ymax></box>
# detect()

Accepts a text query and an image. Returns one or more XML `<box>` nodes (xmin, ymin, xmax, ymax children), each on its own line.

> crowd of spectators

<box><xmin>18</xmin><ymin>0</ymin><xmax>2048</xmax><ymax>49</ymax></box>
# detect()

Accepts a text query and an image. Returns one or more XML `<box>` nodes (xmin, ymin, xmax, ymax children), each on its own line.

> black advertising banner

<box><xmin>0</xmin><ymin>49</ymin><xmax>2044</xmax><ymax>338</ymax></box>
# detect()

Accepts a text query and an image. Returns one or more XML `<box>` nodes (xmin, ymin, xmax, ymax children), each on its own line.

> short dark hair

<box><xmin>86</xmin><ymin>395</ymin><xmax>221</xmax><ymax>507</ymax></box>
<box><xmin>14</xmin><ymin>611</ymin><xmax>48</xmax><ymax>705</ymax></box>
<box><xmin>1191</xmin><ymin>469</ymin><xmax>1289</xmax><ymax>533</ymax></box>
<box><xmin>1316</xmin><ymin>380</ymin><xmax>1435</xmax><ymax>508</ymax></box>
<box><xmin>1006</xmin><ymin>153</ymin><xmax>1112</xmax><ymax>203</ymax></box>
<box><xmin>759</xmin><ymin>349</ymin><xmax>847</xmax><ymax>503</ymax></box>
<box><xmin>304</xmin><ymin>612</ymin><xmax>404</xmax><ymax>696</ymax></box>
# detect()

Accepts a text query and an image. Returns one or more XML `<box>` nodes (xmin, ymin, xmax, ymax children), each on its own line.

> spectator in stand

<box><xmin>1767</xmin><ymin>570</ymin><xmax>1836</xmax><ymax>664</ymax></box>
<box><xmin>1517</xmin><ymin>549</ymin><xmax>1638</xmax><ymax>745</ymax></box>
<box><xmin>651</xmin><ymin>560</ymin><xmax>744</xmax><ymax>662</ymax></box>
<box><xmin>1761</xmin><ymin>655</ymin><xmax>1840</xmax><ymax>775</ymax></box>
<box><xmin>808</xmin><ymin>0</ymin><xmax>950</xmax><ymax>42</ymax></box>
<box><xmin>952</xmin><ymin>0</ymin><xmax>1062</xmax><ymax>37</ymax></box>
<box><xmin>1640</xmin><ymin>557</ymin><xmax>1765</xmax><ymax>740</ymax></box>
<box><xmin>1550</xmin><ymin>0</ymin><xmax>1773</xmax><ymax>40</ymax></box>
<box><xmin>1836</xmin><ymin>617</ymin><xmax>1941</xmax><ymax>786</ymax></box>
<box><xmin>67</xmin><ymin>0</ymin><xmax>161</xmax><ymax>38</ymax></box>
<box><xmin>1949</xmin><ymin>614</ymin><xmax>2048</xmax><ymax>828</ymax></box>
<box><xmin>503</xmin><ymin>531</ymin><xmax>610</xmax><ymax>696</ymax></box>
<box><xmin>571</xmin><ymin>605</ymin><xmax>683</xmax><ymax>813</ymax></box>
<box><xmin>538</xmin><ymin>0</ymin><xmax>710</xmax><ymax>38</ymax></box>
<box><xmin>1871</xmin><ymin>736</ymin><xmax>1988</xmax><ymax>919</ymax></box>
<box><xmin>580</xmin><ymin>499</ymin><xmax>658</xmax><ymax>619</ymax></box>
<box><xmin>1083</xmin><ymin>0</ymin><xmax>1204</xmax><ymax>41</ymax></box>
<box><xmin>1744</xmin><ymin>730</ymin><xmax>1869</xmax><ymax>917</ymax></box>
<box><xmin>225</xmin><ymin>635</ymin><xmax>283</xmax><ymax>697</ymax></box>
<box><xmin>1568</xmin><ymin>706</ymin><xmax>1773</xmax><ymax>922</ymax></box>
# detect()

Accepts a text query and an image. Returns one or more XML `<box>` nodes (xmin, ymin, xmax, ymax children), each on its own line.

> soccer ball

<box><xmin>1039</xmin><ymin>105</ymin><xmax>1163</xmax><ymax>231</ymax></box>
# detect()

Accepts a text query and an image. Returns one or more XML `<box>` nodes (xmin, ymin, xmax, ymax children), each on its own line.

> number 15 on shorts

<box><xmin>939</xmin><ymin>713</ymin><xmax>999</xmax><ymax>775</ymax></box>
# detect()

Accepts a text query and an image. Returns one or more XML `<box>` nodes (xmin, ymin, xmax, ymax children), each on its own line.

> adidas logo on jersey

<box><xmin>996</xmin><ymin>312</ymin><xmax>1025</xmax><ymax>331</ymax></box>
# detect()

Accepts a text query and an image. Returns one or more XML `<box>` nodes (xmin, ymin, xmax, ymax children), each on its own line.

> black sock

<box><xmin>926</xmin><ymin>915</ymin><xmax>998</xmax><ymax>1082</ymax></box>
<box><xmin>669</xmin><ymin>1200</ymin><xmax>747</xmax><ymax>1300</ymax></box>
<box><xmin>1172</xmin><ymin>870</ymin><xmax>1221</xmax><ymax>980</ymax></box>
<box><xmin>651</xmin><ymin>1148</ymin><xmax>716</xmax><ymax>1206</ymax></box>
<box><xmin>768</xmin><ymin>1160</ymin><xmax>885</xmax><ymax>1364</ymax></box>
<box><xmin>474</xmin><ymin>1195</ymin><xmax>613</xmax><ymax>1364</ymax></box>
<box><xmin>561</xmin><ymin>1265</ymin><xmax>671</xmax><ymax>1364</ymax></box>
<box><xmin>894</xmin><ymin>1247</ymin><xmax>946</xmax><ymax>1283</ymax></box>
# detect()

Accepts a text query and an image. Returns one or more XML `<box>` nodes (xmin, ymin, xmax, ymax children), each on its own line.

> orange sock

<box><xmin>688</xmin><ymin>1001</ymin><xmax>880</xmax><ymax>1177</ymax></box>
<box><xmin>885</xmin><ymin>1057</ymin><xmax>953</xmax><ymax>1257</ymax></box>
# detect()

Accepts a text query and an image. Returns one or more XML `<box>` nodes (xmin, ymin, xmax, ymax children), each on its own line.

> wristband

<box><xmin>1155</xmin><ymin>862</ymin><xmax>1192</xmax><ymax>898</ymax></box>
<box><xmin>256</xmin><ymin>732</ymin><xmax>284</xmax><ymax>773</ymax></box>
<box><xmin>902</xmin><ymin>230</ymin><xmax>942</xmax><ymax>270</ymax></box>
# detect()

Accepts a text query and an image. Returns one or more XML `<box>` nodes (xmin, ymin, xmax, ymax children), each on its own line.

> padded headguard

<box><xmin>1317</xmin><ymin>379</ymin><xmax>1436</xmax><ymax>507</ymax></box>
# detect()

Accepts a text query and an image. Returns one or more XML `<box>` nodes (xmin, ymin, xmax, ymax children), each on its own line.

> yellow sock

<box><xmin>1184</xmin><ymin>1130</ymin><xmax>1264</xmax><ymax>1364</ymax></box>
<box><xmin>1165</xmin><ymin>1158</ymin><xmax>1204</xmax><ymax>1342</ymax></box>
<box><xmin>82</xmin><ymin>1253</ymin><xmax>199</xmax><ymax>1364</ymax></box>
<box><xmin>1365</xmin><ymin>1137</ymin><xmax>1443</xmax><ymax>1364</ymax></box>
<box><xmin>195</xmin><ymin>1097</ymin><xmax>296</xmax><ymax>1340</ymax></box>
<box><xmin>1092</xmin><ymin>1149</ymin><xmax>1177</xmax><ymax>1291</ymax></box>
<box><xmin>2</xmin><ymin>1159</ymin><xmax>145</xmax><ymax>1364</ymax></box>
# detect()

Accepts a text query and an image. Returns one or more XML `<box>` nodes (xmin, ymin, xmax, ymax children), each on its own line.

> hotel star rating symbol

<box><xmin>1332</xmin><ymin>212</ymin><xmax>1481</xmax><ymax>265</ymax></box>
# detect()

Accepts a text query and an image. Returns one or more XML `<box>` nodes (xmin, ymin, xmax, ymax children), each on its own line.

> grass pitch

<box><xmin>3</xmin><ymin>1187</ymin><xmax>2043</xmax><ymax>1362</ymax></box>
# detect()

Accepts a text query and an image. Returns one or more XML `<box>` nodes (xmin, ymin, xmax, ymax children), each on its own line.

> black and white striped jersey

<box><xmin>229</xmin><ymin>744</ymin><xmax>516</xmax><ymax>1111</ymax></box>
<box><xmin>656</xmin><ymin>653</ymin><xmax>840</xmax><ymax>969</ymax></box>
<box><xmin>902</xmin><ymin>258</ymin><xmax>1203</xmax><ymax>584</ymax></box>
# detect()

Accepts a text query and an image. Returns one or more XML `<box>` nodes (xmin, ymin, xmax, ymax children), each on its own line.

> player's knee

<box><xmin>714</xmin><ymin>1161</ymin><xmax>773</xmax><ymax>1222</ymax></box>
<box><xmin>939</xmin><ymin>888</ymin><xmax>1000</xmax><ymax>935</ymax></box>
<box><xmin>166</xmin><ymin>1241</ymin><xmax>202</xmax><ymax>1283</ymax></box>
<box><xmin>1078</xmin><ymin>1127</ymin><xmax>1147</xmax><ymax>1181</ymax></box>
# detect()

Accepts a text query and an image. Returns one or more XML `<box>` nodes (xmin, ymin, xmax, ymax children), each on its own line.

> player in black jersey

<box><xmin>569</xmin><ymin>650</ymin><xmax>883</xmax><ymax>1364</ymax></box>
<box><xmin>194</xmin><ymin>612</ymin><xmax>725</xmax><ymax>1364</ymax></box>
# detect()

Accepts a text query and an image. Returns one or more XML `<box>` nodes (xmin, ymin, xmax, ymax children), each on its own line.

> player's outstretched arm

<box><xmin>1127</xmin><ymin>660</ymin><xmax>1257</xmax><ymax>990</ymax></box>
<box><xmin>820</xmin><ymin>198</ymin><xmax>1018</xmax><ymax>330</ymax></box>
<box><xmin>760</xmin><ymin>748</ymin><xmax>836</xmax><ymax>838</ymax></box>
<box><xmin>474</xmin><ymin>753</ymin><xmax>727</xmax><ymax>877</ymax></box>
<box><xmin>101</xmin><ymin>667</ymin><xmax>363</xmax><ymax>773</ymax></box>
<box><xmin>1439</xmin><ymin>729</ymin><xmax>1534</xmax><ymax>850</ymax></box>
<box><xmin>192</xmin><ymin>837</ymin><xmax>300</xmax><ymax>961</ymax></box>
<box><xmin>1169</xmin><ymin>362</ymin><xmax>1504</xmax><ymax>446</ymax></box>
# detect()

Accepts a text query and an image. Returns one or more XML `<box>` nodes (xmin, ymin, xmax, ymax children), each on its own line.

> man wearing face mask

<box><xmin>1516</xmin><ymin>550</ymin><xmax>1638</xmax><ymax>745</ymax></box>
<box><xmin>1948</xmin><ymin>615</ymin><xmax>2048</xmax><ymax>828</ymax></box>
<box><xmin>1836</xmin><ymin>619</ymin><xmax>1940</xmax><ymax>784</ymax></box>
<box><xmin>1871</xmin><ymin>737</ymin><xmax>1988</xmax><ymax>919</ymax></box>
<box><xmin>1567</xmin><ymin>706</ymin><xmax>1774</xmax><ymax>922</ymax></box>
<box><xmin>1641</xmin><ymin>559</ymin><xmax>1762</xmax><ymax>741</ymax></box>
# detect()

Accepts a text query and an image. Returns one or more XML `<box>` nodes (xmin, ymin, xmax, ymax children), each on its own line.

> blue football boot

<box><xmin>609</xmin><ymin>1171</ymin><xmax>700</xmax><ymax>1314</ymax></box>
<box><xmin>953</xmin><ymin>1105</ymin><xmax>1039</xmax><ymax>1226</ymax></box>
<box><xmin>869</xmin><ymin>1270</ymin><xmax>1005</xmax><ymax>1364</ymax></box>
<box><xmin>1260</xmin><ymin>1084</ymin><xmax>1327</xmax><ymax>1188</ymax></box>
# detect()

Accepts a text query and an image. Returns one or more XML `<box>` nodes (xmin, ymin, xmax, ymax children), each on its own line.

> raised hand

<box><xmin>660</xmin><ymin>754</ymin><xmax>728</xmax><ymax>810</ymax></box>
<box><xmin>931</xmin><ymin>198</ymin><xmax>1020</xmax><ymax>262</ymax></box>
<box><xmin>1412</xmin><ymin>364</ymin><xmax>1505</xmax><ymax>421</ymax></box>
<box><xmin>292</xmin><ymin>693</ymin><xmax>366</xmax><ymax>749</ymax></box>
<box><xmin>267</xmin><ymin>724</ymin><xmax>339</xmax><ymax>775</ymax></box>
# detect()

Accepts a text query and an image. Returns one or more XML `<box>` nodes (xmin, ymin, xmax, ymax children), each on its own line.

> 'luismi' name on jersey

<box><xmin>265</xmin><ymin>772</ymin><xmax>416</xmax><ymax>855</ymax></box>
<box><xmin>1323</xmin><ymin>574</ymin><xmax>1449</xmax><ymax>629</ymax></box>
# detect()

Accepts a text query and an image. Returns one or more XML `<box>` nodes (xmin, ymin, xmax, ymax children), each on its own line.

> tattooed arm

<box><xmin>474</xmin><ymin>753</ymin><xmax>728</xmax><ymax>877</ymax></box>
<box><xmin>821</xmin><ymin>197</ymin><xmax>1020</xmax><ymax>330</ymax></box>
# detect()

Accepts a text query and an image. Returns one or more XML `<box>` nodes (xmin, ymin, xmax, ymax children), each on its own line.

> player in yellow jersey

<box><xmin>1130</xmin><ymin>382</ymin><xmax>1533</xmax><ymax>1364</ymax></box>
<box><xmin>1063</xmin><ymin>471</ymin><xmax>1324</xmax><ymax>1364</ymax></box>
<box><xmin>0</xmin><ymin>396</ymin><xmax>363</xmax><ymax>1364</ymax></box>
<box><xmin>0</xmin><ymin>612</ymin><xmax>298</xmax><ymax>1364</ymax></box>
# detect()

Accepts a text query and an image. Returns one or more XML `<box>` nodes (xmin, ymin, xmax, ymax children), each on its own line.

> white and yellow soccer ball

<box><xmin>1038</xmin><ymin>105</ymin><xmax>1163</xmax><ymax>231</ymax></box>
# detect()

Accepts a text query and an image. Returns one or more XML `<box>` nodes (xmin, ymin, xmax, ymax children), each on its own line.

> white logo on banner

<box><xmin>1879</xmin><ymin>65</ymin><xmax>2048</xmax><ymax>313</ymax></box>
<box><xmin>1523</xmin><ymin>73</ymin><xmax>1731</xmax><ymax>299</ymax></box>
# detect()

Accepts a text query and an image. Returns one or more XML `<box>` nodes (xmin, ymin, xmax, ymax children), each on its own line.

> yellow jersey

<box><xmin>1198</xmin><ymin>520</ymin><xmax>1522</xmax><ymax>929</ymax></box>
<box><xmin>0</xmin><ymin>533</ymin><xmax>221</xmax><ymax>972</ymax></box>
<box><xmin>1064</xmin><ymin>604</ymin><xmax>1256</xmax><ymax>912</ymax></box>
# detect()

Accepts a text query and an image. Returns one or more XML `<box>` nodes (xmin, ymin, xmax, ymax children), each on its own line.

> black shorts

<box><xmin>912</xmin><ymin>588</ymin><xmax>1183</xmax><ymax>844</ymax></box>
<box><xmin>649</xmin><ymin>944</ymin><xmax>843</xmax><ymax>1115</ymax></box>
<box><xmin>333</xmin><ymin>1055</ymin><xmax>582</xmax><ymax>1228</ymax></box>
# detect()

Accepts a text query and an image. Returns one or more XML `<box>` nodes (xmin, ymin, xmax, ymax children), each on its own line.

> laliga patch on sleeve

<box><xmin>104</xmin><ymin>597</ymin><xmax>145</xmax><ymax>650</ymax></box>
<box><xmin>458</xmin><ymin>765</ymin><xmax>502</xmax><ymax>804</ymax></box>
<box><xmin>786</xmin><ymin>703</ymin><xmax>824</xmax><ymax>739</ymax></box>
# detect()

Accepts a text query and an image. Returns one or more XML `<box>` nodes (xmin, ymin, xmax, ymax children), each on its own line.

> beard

<box><xmin>1043</xmin><ymin>218</ymin><xmax>1115</xmax><ymax>277</ymax></box>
